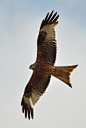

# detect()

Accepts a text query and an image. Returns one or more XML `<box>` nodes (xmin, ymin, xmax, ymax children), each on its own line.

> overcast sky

<box><xmin>0</xmin><ymin>0</ymin><xmax>86</xmax><ymax>128</ymax></box>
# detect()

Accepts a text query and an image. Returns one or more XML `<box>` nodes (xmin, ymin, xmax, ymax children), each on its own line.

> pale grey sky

<box><xmin>0</xmin><ymin>0</ymin><xmax>86</xmax><ymax>128</ymax></box>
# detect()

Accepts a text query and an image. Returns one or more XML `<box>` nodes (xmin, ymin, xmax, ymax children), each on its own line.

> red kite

<box><xmin>21</xmin><ymin>10</ymin><xmax>78</xmax><ymax>119</ymax></box>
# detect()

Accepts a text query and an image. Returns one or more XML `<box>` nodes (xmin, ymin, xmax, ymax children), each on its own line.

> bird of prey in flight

<box><xmin>21</xmin><ymin>10</ymin><xmax>78</xmax><ymax>120</ymax></box>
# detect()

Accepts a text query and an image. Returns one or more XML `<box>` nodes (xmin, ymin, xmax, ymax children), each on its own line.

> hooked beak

<box><xmin>29</xmin><ymin>65</ymin><xmax>32</xmax><ymax>69</ymax></box>
<box><xmin>29</xmin><ymin>66</ymin><xmax>31</xmax><ymax>69</ymax></box>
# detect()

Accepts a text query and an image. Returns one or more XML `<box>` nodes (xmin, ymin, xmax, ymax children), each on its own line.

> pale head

<box><xmin>29</xmin><ymin>63</ymin><xmax>36</xmax><ymax>70</ymax></box>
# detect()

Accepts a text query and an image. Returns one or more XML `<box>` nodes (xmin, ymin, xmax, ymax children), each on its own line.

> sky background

<box><xmin>0</xmin><ymin>0</ymin><xmax>86</xmax><ymax>128</ymax></box>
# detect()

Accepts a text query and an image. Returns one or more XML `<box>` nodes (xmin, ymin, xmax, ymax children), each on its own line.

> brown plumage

<box><xmin>21</xmin><ymin>10</ymin><xmax>78</xmax><ymax>120</ymax></box>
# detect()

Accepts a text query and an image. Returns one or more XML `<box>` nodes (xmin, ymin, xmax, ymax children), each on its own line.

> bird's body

<box><xmin>21</xmin><ymin>10</ymin><xmax>78</xmax><ymax>120</ymax></box>
<box><xmin>30</xmin><ymin>61</ymin><xmax>54</xmax><ymax>74</ymax></box>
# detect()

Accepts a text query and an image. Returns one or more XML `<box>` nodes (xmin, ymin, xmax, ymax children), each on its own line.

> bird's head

<box><xmin>29</xmin><ymin>63</ymin><xmax>36</xmax><ymax>70</ymax></box>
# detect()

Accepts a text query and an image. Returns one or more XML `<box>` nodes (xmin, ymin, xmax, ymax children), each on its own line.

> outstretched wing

<box><xmin>36</xmin><ymin>10</ymin><xmax>59</xmax><ymax>64</ymax></box>
<box><xmin>21</xmin><ymin>72</ymin><xmax>51</xmax><ymax>119</ymax></box>
<box><xmin>21</xmin><ymin>11</ymin><xmax>59</xmax><ymax>120</ymax></box>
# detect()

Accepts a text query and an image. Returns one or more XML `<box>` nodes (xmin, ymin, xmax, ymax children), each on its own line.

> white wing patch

<box><xmin>40</xmin><ymin>23</ymin><xmax>58</xmax><ymax>42</ymax></box>
<box><xmin>24</xmin><ymin>96</ymin><xmax>34</xmax><ymax>108</ymax></box>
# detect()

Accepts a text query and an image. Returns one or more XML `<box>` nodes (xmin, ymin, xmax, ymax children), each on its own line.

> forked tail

<box><xmin>52</xmin><ymin>65</ymin><xmax>78</xmax><ymax>88</ymax></box>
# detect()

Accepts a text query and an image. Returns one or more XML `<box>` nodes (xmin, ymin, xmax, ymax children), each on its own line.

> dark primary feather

<box><xmin>45</xmin><ymin>12</ymin><xmax>49</xmax><ymax>21</ymax></box>
<box><xmin>40</xmin><ymin>10</ymin><xmax>59</xmax><ymax>30</ymax></box>
<box><xmin>46</xmin><ymin>10</ymin><xmax>54</xmax><ymax>22</ymax></box>
<box><xmin>49</xmin><ymin>12</ymin><xmax>57</xmax><ymax>23</ymax></box>
<box><xmin>21</xmin><ymin>98</ymin><xmax>33</xmax><ymax>119</ymax></box>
